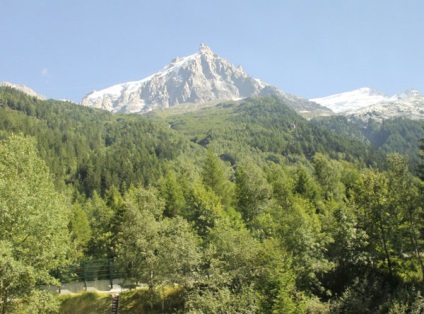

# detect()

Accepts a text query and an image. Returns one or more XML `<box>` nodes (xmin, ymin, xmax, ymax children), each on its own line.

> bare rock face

<box><xmin>81</xmin><ymin>44</ymin><xmax>329</xmax><ymax>116</ymax></box>
<box><xmin>0</xmin><ymin>81</ymin><xmax>46</xmax><ymax>100</ymax></box>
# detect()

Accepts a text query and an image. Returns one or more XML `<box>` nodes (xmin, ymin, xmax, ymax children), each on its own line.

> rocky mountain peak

<box><xmin>81</xmin><ymin>44</ymin><xmax>329</xmax><ymax>116</ymax></box>
<box><xmin>199</xmin><ymin>43</ymin><xmax>214</xmax><ymax>56</ymax></box>
<box><xmin>81</xmin><ymin>44</ymin><xmax>258</xmax><ymax>113</ymax></box>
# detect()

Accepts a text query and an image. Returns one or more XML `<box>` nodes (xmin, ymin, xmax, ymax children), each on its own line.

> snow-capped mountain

<box><xmin>0</xmin><ymin>81</ymin><xmax>46</xmax><ymax>100</ymax></box>
<box><xmin>310</xmin><ymin>87</ymin><xmax>391</xmax><ymax>114</ymax></box>
<box><xmin>81</xmin><ymin>44</ymin><xmax>330</xmax><ymax>116</ymax></box>
<box><xmin>350</xmin><ymin>89</ymin><xmax>424</xmax><ymax>121</ymax></box>
<box><xmin>311</xmin><ymin>88</ymin><xmax>424</xmax><ymax>120</ymax></box>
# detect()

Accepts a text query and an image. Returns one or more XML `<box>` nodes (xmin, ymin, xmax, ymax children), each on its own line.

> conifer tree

<box><xmin>201</xmin><ymin>149</ymin><xmax>233</xmax><ymax>206</ymax></box>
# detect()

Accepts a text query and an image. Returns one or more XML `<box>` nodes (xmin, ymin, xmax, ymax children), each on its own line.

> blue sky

<box><xmin>1</xmin><ymin>0</ymin><xmax>423</xmax><ymax>102</ymax></box>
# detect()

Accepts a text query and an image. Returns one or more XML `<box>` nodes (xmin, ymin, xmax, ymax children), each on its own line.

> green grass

<box><xmin>58</xmin><ymin>286</ymin><xmax>185</xmax><ymax>314</ymax></box>
<box><xmin>58</xmin><ymin>292</ymin><xmax>111</xmax><ymax>314</ymax></box>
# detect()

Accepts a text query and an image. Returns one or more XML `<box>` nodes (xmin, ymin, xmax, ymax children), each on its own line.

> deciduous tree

<box><xmin>117</xmin><ymin>186</ymin><xmax>200</xmax><ymax>308</ymax></box>
<box><xmin>0</xmin><ymin>135</ymin><xmax>71</xmax><ymax>313</ymax></box>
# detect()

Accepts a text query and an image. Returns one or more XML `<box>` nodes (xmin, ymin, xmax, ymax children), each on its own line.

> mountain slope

<box><xmin>0</xmin><ymin>81</ymin><xmax>46</xmax><ymax>100</ymax></box>
<box><xmin>312</xmin><ymin>115</ymin><xmax>424</xmax><ymax>172</ymax></box>
<box><xmin>350</xmin><ymin>90</ymin><xmax>424</xmax><ymax>121</ymax></box>
<box><xmin>0</xmin><ymin>86</ymin><xmax>192</xmax><ymax>195</ymax></box>
<box><xmin>81</xmin><ymin>44</ymin><xmax>330</xmax><ymax>116</ymax></box>
<box><xmin>160</xmin><ymin>95</ymin><xmax>381</xmax><ymax>165</ymax></box>
<box><xmin>0</xmin><ymin>87</ymin><xmax>382</xmax><ymax>196</ymax></box>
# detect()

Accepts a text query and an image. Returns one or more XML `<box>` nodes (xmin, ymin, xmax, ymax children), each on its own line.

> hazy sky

<box><xmin>1</xmin><ymin>0</ymin><xmax>423</xmax><ymax>102</ymax></box>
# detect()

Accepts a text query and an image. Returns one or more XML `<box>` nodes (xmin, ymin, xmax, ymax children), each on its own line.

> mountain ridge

<box><xmin>311</xmin><ymin>87</ymin><xmax>424</xmax><ymax>120</ymax></box>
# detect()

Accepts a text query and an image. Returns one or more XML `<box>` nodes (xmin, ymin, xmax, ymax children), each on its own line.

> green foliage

<box><xmin>0</xmin><ymin>87</ymin><xmax>190</xmax><ymax>197</ymax></box>
<box><xmin>117</xmin><ymin>186</ymin><xmax>200</xmax><ymax>307</ymax></box>
<box><xmin>69</xmin><ymin>204</ymin><xmax>92</xmax><ymax>258</ymax></box>
<box><xmin>184</xmin><ymin>218</ymin><xmax>305</xmax><ymax>313</ymax></box>
<box><xmin>292</xmin><ymin>164</ymin><xmax>320</xmax><ymax>202</ymax></box>
<box><xmin>327</xmin><ymin>204</ymin><xmax>369</xmax><ymax>268</ymax></box>
<box><xmin>330</xmin><ymin>276</ymin><xmax>385</xmax><ymax>314</ymax></box>
<box><xmin>0</xmin><ymin>134</ymin><xmax>71</xmax><ymax>313</ymax></box>
<box><xmin>355</xmin><ymin>170</ymin><xmax>403</xmax><ymax>275</ymax></box>
<box><xmin>184</xmin><ymin>182</ymin><xmax>226</xmax><ymax>237</ymax></box>
<box><xmin>255</xmin><ymin>239</ymin><xmax>303</xmax><ymax>314</ymax></box>
<box><xmin>184</xmin><ymin>284</ymin><xmax>259</xmax><ymax>314</ymax></box>
<box><xmin>84</xmin><ymin>191</ymin><xmax>115</xmax><ymax>258</ymax></box>
<box><xmin>313</xmin><ymin>153</ymin><xmax>344</xmax><ymax>201</ymax></box>
<box><xmin>419</xmin><ymin>130</ymin><xmax>424</xmax><ymax>180</ymax></box>
<box><xmin>118</xmin><ymin>287</ymin><xmax>185</xmax><ymax>313</ymax></box>
<box><xmin>184</xmin><ymin>220</ymin><xmax>262</xmax><ymax>312</ymax></box>
<box><xmin>2</xmin><ymin>88</ymin><xmax>424</xmax><ymax>312</ymax></box>
<box><xmin>58</xmin><ymin>292</ymin><xmax>110</xmax><ymax>314</ymax></box>
<box><xmin>235</xmin><ymin>159</ymin><xmax>272</xmax><ymax>224</ymax></box>
<box><xmin>201</xmin><ymin>149</ymin><xmax>234</xmax><ymax>206</ymax></box>
<box><xmin>313</xmin><ymin>115</ymin><xmax>424</xmax><ymax>172</ymax></box>
<box><xmin>159</xmin><ymin>168</ymin><xmax>186</xmax><ymax>217</ymax></box>
<box><xmin>167</xmin><ymin>96</ymin><xmax>377</xmax><ymax>165</ymax></box>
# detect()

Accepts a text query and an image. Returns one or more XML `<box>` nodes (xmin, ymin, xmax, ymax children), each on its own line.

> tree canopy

<box><xmin>1</xmin><ymin>87</ymin><xmax>424</xmax><ymax>313</ymax></box>
<box><xmin>0</xmin><ymin>134</ymin><xmax>71</xmax><ymax>313</ymax></box>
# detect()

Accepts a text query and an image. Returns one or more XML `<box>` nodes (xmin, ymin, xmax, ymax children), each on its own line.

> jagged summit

<box><xmin>199</xmin><ymin>43</ymin><xmax>213</xmax><ymax>56</ymax></box>
<box><xmin>81</xmin><ymin>44</ymin><xmax>328</xmax><ymax>116</ymax></box>
<box><xmin>81</xmin><ymin>44</ymin><xmax>260</xmax><ymax>113</ymax></box>
<box><xmin>0</xmin><ymin>81</ymin><xmax>46</xmax><ymax>100</ymax></box>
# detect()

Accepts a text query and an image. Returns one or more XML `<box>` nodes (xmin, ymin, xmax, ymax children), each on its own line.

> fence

<box><xmin>49</xmin><ymin>258</ymin><xmax>125</xmax><ymax>294</ymax></box>
<box><xmin>57</xmin><ymin>258</ymin><xmax>120</xmax><ymax>283</ymax></box>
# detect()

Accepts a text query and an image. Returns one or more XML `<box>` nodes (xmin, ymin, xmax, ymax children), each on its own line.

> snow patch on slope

<box><xmin>311</xmin><ymin>87</ymin><xmax>424</xmax><ymax>121</ymax></box>
<box><xmin>311</xmin><ymin>87</ymin><xmax>390</xmax><ymax>113</ymax></box>
<box><xmin>349</xmin><ymin>91</ymin><xmax>424</xmax><ymax>121</ymax></box>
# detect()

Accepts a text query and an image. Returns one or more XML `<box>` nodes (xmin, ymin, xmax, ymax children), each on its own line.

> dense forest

<box><xmin>1</xmin><ymin>86</ymin><xmax>424</xmax><ymax>313</ymax></box>
<box><xmin>312</xmin><ymin>115</ymin><xmax>424</xmax><ymax>173</ymax></box>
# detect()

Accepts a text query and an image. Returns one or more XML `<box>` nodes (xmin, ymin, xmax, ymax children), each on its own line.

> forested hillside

<box><xmin>312</xmin><ymin>115</ymin><xmax>424</xmax><ymax>172</ymax></box>
<box><xmin>159</xmin><ymin>96</ymin><xmax>385</xmax><ymax>166</ymax></box>
<box><xmin>1</xmin><ymin>86</ymin><xmax>424</xmax><ymax>313</ymax></box>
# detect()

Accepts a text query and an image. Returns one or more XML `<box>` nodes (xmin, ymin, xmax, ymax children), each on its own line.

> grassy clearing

<box><xmin>58</xmin><ymin>286</ymin><xmax>185</xmax><ymax>314</ymax></box>
<box><xmin>58</xmin><ymin>292</ymin><xmax>111</xmax><ymax>314</ymax></box>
